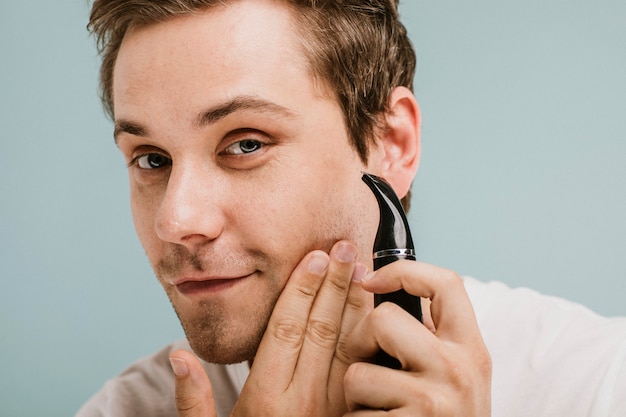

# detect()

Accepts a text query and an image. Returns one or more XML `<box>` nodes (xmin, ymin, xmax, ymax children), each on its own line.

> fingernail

<box><xmin>308</xmin><ymin>252</ymin><xmax>329</xmax><ymax>274</ymax></box>
<box><xmin>170</xmin><ymin>357</ymin><xmax>189</xmax><ymax>377</ymax></box>
<box><xmin>336</xmin><ymin>242</ymin><xmax>357</xmax><ymax>263</ymax></box>
<box><xmin>352</xmin><ymin>263</ymin><xmax>368</xmax><ymax>282</ymax></box>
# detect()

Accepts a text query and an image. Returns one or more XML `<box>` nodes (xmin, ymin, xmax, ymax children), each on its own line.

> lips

<box><xmin>175</xmin><ymin>274</ymin><xmax>253</xmax><ymax>297</ymax></box>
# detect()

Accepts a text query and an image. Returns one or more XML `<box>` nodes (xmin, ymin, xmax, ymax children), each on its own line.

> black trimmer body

<box><xmin>362</xmin><ymin>173</ymin><xmax>423</xmax><ymax>369</ymax></box>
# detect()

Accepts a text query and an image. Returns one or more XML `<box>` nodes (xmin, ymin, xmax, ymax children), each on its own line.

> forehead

<box><xmin>112</xmin><ymin>0</ymin><xmax>315</xmax><ymax>112</ymax></box>
<box><xmin>120</xmin><ymin>1</ymin><xmax>300</xmax><ymax>66</ymax></box>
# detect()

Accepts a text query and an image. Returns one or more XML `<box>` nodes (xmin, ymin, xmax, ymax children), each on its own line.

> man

<box><xmin>79</xmin><ymin>1</ymin><xmax>625</xmax><ymax>416</ymax></box>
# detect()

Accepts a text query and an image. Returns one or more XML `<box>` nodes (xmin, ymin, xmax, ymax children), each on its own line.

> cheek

<box><xmin>283</xmin><ymin>170</ymin><xmax>379</xmax><ymax>264</ymax></box>
<box><xmin>129</xmin><ymin>185</ymin><xmax>161</xmax><ymax>255</ymax></box>
<box><xmin>246</xmin><ymin>170</ymin><xmax>365</xmax><ymax>256</ymax></box>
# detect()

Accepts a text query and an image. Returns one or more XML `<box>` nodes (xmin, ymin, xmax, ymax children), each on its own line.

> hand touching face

<box><xmin>168</xmin><ymin>255</ymin><xmax>491</xmax><ymax>417</ymax></box>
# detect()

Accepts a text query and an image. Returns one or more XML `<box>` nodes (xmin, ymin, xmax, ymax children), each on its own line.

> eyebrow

<box><xmin>194</xmin><ymin>95</ymin><xmax>298</xmax><ymax>128</ymax></box>
<box><xmin>113</xmin><ymin>120</ymin><xmax>147</xmax><ymax>144</ymax></box>
<box><xmin>113</xmin><ymin>95</ymin><xmax>297</xmax><ymax>144</ymax></box>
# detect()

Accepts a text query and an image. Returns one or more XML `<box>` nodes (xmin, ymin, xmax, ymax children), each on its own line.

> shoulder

<box><xmin>75</xmin><ymin>339</ymin><xmax>188</xmax><ymax>417</ymax></box>
<box><xmin>76</xmin><ymin>339</ymin><xmax>249</xmax><ymax>417</ymax></box>
<box><xmin>462</xmin><ymin>276</ymin><xmax>626</xmax><ymax>350</ymax></box>
<box><xmin>463</xmin><ymin>277</ymin><xmax>626</xmax><ymax>417</ymax></box>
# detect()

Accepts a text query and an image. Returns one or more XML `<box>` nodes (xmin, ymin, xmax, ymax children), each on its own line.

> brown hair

<box><xmin>88</xmin><ymin>0</ymin><xmax>416</xmax><ymax>209</ymax></box>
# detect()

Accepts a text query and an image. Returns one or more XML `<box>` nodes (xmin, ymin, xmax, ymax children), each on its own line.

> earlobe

<box><xmin>374</xmin><ymin>86</ymin><xmax>421</xmax><ymax>199</ymax></box>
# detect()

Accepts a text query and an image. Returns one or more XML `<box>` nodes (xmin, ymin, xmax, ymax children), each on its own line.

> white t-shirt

<box><xmin>76</xmin><ymin>277</ymin><xmax>626</xmax><ymax>416</ymax></box>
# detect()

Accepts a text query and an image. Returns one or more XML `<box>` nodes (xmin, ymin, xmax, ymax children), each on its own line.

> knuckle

<box><xmin>175</xmin><ymin>393</ymin><xmax>202</xmax><ymax>414</ymax></box>
<box><xmin>325</xmin><ymin>269</ymin><xmax>351</xmax><ymax>296</ymax></box>
<box><xmin>410</xmin><ymin>383</ymin><xmax>455</xmax><ymax>416</ymax></box>
<box><xmin>402</xmin><ymin>383</ymin><xmax>444</xmax><ymax>416</ymax></box>
<box><xmin>369</xmin><ymin>302</ymin><xmax>402</xmax><ymax>340</ymax></box>
<box><xmin>306</xmin><ymin>318</ymin><xmax>339</xmax><ymax>348</ymax></box>
<box><xmin>270</xmin><ymin>319</ymin><xmax>305</xmax><ymax>349</ymax></box>
<box><xmin>345</xmin><ymin>285</ymin><xmax>370</xmax><ymax>311</ymax></box>
<box><xmin>292</xmin><ymin>280</ymin><xmax>318</xmax><ymax>299</ymax></box>
<box><xmin>372</xmin><ymin>301</ymin><xmax>401</xmax><ymax>323</ymax></box>
<box><xmin>418</xmin><ymin>394</ymin><xmax>437</xmax><ymax>415</ymax></box>
<box><xmin>439</xmin><ymin>268</ymin><xmax>463</xmax><ymax>289</ymax></box>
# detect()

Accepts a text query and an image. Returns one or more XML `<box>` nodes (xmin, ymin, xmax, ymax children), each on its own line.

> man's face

<box><xmin>113</xmin><ymin>0</ymin><xmax>382</xmax><ymax>363</ymax></box>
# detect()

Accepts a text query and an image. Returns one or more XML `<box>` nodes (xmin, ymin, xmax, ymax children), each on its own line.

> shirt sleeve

<box><xmin>607</xmin><ymin>339</ymin><xmax>626</xmax><ymax>417</ymax></box>
<box><xmin>463</xmin><ymin>276</ymin><xmax>626</xmax><ymax>417</ymax></box>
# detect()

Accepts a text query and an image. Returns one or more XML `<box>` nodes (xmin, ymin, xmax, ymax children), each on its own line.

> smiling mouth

<box><xmin>176</xmin><ymin>276</ymin><xmax>251</xmax><ymax>297</ymax></box>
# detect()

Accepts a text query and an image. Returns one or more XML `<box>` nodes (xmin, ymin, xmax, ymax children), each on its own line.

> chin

<box><xmin>172</xmin><ymin>298</ymin><xmax>272</xmax><ymax>365</ymax></box>
<box><xmin>188</xmin><ymin>331</ymin><xmax>263</xmax><ymax>364</ymax></box>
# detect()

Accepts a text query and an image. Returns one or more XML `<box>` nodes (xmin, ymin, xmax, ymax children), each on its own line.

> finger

<box><xmin>345</xmin><ymin>301</ymin><xmax>446</xmax><ymax>373</ymax></box>
<box><xmin>333</xmin><ymin>263</ymin><xmax>371</xmax><ymax>365</ymax></box>
<box><xmin>343</xmin><ymin>361</ymin><xmax>405</xmax><ymax>411</ymax></box>
<box><xmin>361</xmin><ymin>260</ymin><xmax>481</xmax><ymax>342</ymax></box>
<box><xmin>295</xmin><ymin>241</ymin><xmax>357</xmax><ymax>381</ymax></box>
<box><xmin>250</xmin><ymin>250</ymin><xmax>329</xmax><ymax>389</ymax></box>
<box><xmin>344</xmin><ymin>361</ymin><xmax>447</xmax><ymax>414</ymax></box>
<box><xmin>169</xmin><ymin>350</ymin><xmax>217</xmax><ymax>417</ymax></box>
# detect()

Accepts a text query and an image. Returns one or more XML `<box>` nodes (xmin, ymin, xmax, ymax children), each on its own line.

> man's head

<box><xmin>88</xmin><ymin>0</ymin><xmax>420</xmax><ymax>364</ymax></box>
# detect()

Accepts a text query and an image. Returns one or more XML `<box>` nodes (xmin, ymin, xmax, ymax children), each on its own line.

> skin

<box><xmin>112</xmin><ymin>0</ymin><xmax>491</xmax><ymax>415</ymax></box>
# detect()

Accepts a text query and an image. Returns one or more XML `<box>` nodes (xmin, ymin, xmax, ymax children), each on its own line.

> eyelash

<box><xmin>127</xmin><ymin>153</ymin><xmax>171</xmax><ymax>169</ymax></box>
<box><xmin>221</xmin><ymin>139</ymin><xmax>265</xmax><ymax>156</ymax></box>
<box><xmin>127</xmin><ymin>139</ymin><xmax>267</xmax><ymax>170</ymax></box>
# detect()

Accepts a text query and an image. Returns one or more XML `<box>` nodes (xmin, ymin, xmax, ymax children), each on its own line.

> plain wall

<box><xmin>1</xmin><ymin>0</ymin><xmax>624</xmax><ymax>415</ymax></box>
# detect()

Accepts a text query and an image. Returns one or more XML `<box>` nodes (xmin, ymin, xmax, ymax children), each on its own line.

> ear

<box><xmin>369</xmin><ymin>86</ymin><xmax>421</xmax><ymax>199</ymax></box>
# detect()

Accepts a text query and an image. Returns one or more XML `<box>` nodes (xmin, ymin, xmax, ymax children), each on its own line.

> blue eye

<box><xmin>134</xmin><ymin>153</ymin><xmax>171</xmax><ymax>169</ymax></box>
<box><xmin>223</xmin><ymin>139</ymin><xmax>263</xmax><ymax>155</ymax></box>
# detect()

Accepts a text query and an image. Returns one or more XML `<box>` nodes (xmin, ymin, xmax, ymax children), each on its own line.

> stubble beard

<box><xmin>153</xmin><ymin>244</ymin><xmax>284</xmax><ymax>364</ymax></box>
<box><xmin>167</xmin><ymin>280</ymin><xmax>281</xmax><ymax>364</ymax></box>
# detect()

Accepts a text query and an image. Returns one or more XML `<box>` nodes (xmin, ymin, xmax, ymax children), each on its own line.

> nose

<box><xmin>154</xmin><ymin>163</ymin><xmax>225</xmax><ymax>251</ymax></box>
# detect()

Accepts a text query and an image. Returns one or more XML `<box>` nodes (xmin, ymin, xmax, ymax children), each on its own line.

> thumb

<box><xmin>170</xmin><ymin>350</ymin><xmax>217</xmax><ymax>417</ymax></box>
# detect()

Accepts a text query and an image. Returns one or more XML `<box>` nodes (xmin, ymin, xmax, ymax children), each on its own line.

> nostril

<box><xmin>180</xmin><ymin>233</ymin><xmax>211</xmax><ymax>245</ymax></box>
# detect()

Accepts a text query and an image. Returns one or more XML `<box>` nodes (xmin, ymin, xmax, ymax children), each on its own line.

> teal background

<box><xmin>1</xmin><ymin>0</ymin><xmax>624</xmax><ymax>415</ymax></box>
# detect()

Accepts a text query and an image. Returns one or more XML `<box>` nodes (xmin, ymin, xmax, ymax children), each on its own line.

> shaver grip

<box><xmin>362</xmin><ymin>173</ymin><xmax>422</xmax><ymax>369</ymax></box>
